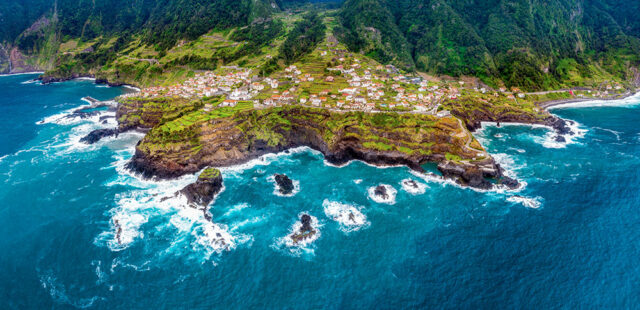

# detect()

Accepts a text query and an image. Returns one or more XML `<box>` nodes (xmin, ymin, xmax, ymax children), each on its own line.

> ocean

<box><xmin>1</xmin><ymin>73</ymin><xmax>639</xmax><ymax>309</ymax></box>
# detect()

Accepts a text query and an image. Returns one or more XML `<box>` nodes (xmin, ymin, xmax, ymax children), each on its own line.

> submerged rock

<box><xmin>403</xmin><ymin>179</ymin><xmax>419</xmax><ymax>189</ymax></box>
<box><xmin>113</xmin><ymin>219</ymin><xmax>123</xmax><ymax>245</ymax></box>
<box><xmin>374</xmin><ymin>185</ymin><xmax>389</xmax><ymax>199</ymax></box>
<box><xmin>274</xmin><ymin>174</ymin><xmax>294</xmax><ymax>195</ymax></box>
<box><xmin>179</xmin><ymin>168</ymin><xmax>223</xmax><ymax>209</ymax></box>
<box><xmin>80</xmin><ymin>128</ymin><xmax>120</xmax><ymax>144</ymax></box>
<box><xmin>64</xmin><ymin>109</ymin><xmax>101</xmax><ymax>120</ymax></box>
<box><xmin>290</xmin><ymin>214</ymin><xmax>317</xmax><ymax>245</ymax></box>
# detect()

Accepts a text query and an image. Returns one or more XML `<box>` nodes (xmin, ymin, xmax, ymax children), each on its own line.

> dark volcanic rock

<box><xmin>438</xmin><ymin>160</ymin><xmax>495</xmax><ymax>190</ymax></box>
<box><xmin>290</xmin><ymin>214</ymin><xmax>317</xmax><ymax>245</ymax></box>
<box><xmin>80</xmin><ymin>128</ymin><xmax>120</xmax><ymax>144</ymax></box>
<box><xmin>499</xmin><ymin>176</ymin><xmax>520</xmax><ymax>189</ymax></box>
<box><xmin>179</xmin><ymin>168</ymin><xmax>223</xmax><ymax>209</ymax></box>
<box><xmin>300</xmin><ymin>214</ymin><xmax>313</xmax><ymax>232</ymax></box>
<box><xmin>39</xmin><ymin>73</ymin><xmax>94</xmax><ymax>84</ymax></box>
<box><xmin>374</xmin><ymin>185</ymin><xmax>389</xmax><ymax>199</ymax></box>
<box><xmin>546</xmin><ymin>117</ymin><xmax>574</xmax><ymax>136</ymax></box>
<box><xmin>554</xmin><ymin>135</ymin><xmax>566</xmax><ymax>143</ymax></box>
<box><xmin>95</xmin><ymin>78</ymin><xmax>126</xmax><ymax>87</ymax></box>
<box><xmin>64</xmin><ymin>109</ymin><xmax>101</xmax><ymax>120</ymax></box>
<box><xmin>403</xmin><ymin>179</ymin><xmax>419</xmax><ymax>189</ymax></box>
<box><xmin>274</xmin><ymin>174</ymin><xmax>294</xmax><ymax>195</ymax></box>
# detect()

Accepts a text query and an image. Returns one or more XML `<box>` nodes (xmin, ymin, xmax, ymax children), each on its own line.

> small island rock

<box><xmin>179</xmin><ymin>168</ymin><xmax>223</xmax><ymax>208</ymax></box>
<box><xmin>274</xmin><ymin>174</ymin><xmax>295</xmax><ymax>195</ymax></box>
<box><xmin>290</xmin><ymin>214</ymin><xmax>317</xmax><ymax>245</ymax></box>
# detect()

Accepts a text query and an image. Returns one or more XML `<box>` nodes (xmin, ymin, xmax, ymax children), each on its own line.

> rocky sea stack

<box><xmin>290</xmin><ymin>214</ymin><xmax>317</xmax><ymax>245</ymax></box>
<box><xmin>179</xmin><ymin>168</ymin><xmax>223</xmax><ymax>209</ymax></box>
<box><xmin>274</xmin><ymin>174</ymin><xmax>295</xmax><ymax>195</ymax></box>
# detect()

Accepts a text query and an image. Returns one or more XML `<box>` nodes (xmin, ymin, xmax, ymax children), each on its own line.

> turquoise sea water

<box><xmin>1</xmin><ymin>74</ymin><xmax>640</xmax><ymax>309</ymax></box>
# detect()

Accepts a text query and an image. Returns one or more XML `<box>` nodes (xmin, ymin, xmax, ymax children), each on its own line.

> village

<box><xmin>124</xmin><ymin>42</ymin><xmax>629</xmax><ymax>117</ymax></box>
<box><xmin>123</xmin><ymin>39</ymin><xmax>475</xmax><ymax>117</ymax></box>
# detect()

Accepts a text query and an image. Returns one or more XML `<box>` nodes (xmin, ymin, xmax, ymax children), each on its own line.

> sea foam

<box><xmin>507</xmin><ymin>195</ymin><xmax>543</xmax><ymax>209</ymax></box>
<box><xmin>367</xmin><ymin>184</ymin><xmax>397</xmax><ymax>205</ymax></box>
<box><xmin>323</xmin><ymin>200</ymin><xmax>369</xmax><ymax>233</ymax></box>
<box><xmin>273</xmin><ymin>213</ymin><xmax>321</xmax><ymax>257</ymax></box>
<box><xmin>400</xmin><ymin>178</ymin><xmax>428</xmax><ymax>195</ymax></box>
<box><xmin>547</xmin><ymin>92</ymin><xmax>640</xmax><ymax>110</ymax></box>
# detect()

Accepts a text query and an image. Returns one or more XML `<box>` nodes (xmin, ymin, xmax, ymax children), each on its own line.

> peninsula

<box><xmin>2</xmin><ymin>0</ymin><xmax>637</xmax><ymax>191</ymax></box>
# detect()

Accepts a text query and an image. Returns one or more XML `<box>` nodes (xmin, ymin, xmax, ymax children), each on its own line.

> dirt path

<box><xmin>454</xmin><ymin>117</ymin><xmax>486</xmax><ymax>155</ymax></box>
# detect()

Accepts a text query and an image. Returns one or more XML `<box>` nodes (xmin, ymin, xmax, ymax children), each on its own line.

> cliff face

<box><xmin>119</xmin><ymin>99</ymin><xmax>508</xmax><ymax>189</ymax></box>
<box><xmin>440</xmin><ymin>95</ymin><xmax>560</xmax><ymax>132</ymax></box>
<box><xmin>0</xmin><ymin>44</ymin><xmax>43</xmax><ymax>74</ymax></box>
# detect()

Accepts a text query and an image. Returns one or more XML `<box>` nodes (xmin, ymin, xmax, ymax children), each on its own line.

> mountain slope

<box><xmin>336</xmin><ymin>0</ymin><xmax>640</xmax><ymax>90</ymax></box>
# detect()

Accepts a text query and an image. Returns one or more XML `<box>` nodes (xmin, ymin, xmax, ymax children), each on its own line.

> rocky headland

<box><xmin>117</xmin><ymin>96</ymin><xmax>515</xmax><ymax>190</ymax></box>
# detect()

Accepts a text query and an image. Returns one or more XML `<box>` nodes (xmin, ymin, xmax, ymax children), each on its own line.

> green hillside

<box><xmin>1</xmin><ymin>0</ymin><xmax>638</xmax><ymax>91</ymax></box>
<box><xmin>336</xmin><ymin>0</ymin><xmax>640</xmax><ymax>90</ymax></box>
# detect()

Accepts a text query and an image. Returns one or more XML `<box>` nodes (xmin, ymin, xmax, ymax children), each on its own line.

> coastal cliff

<box><xmin>119</xmin><ymin>97</ymin><xmax>512</xmax><ymax>189</ymax></box>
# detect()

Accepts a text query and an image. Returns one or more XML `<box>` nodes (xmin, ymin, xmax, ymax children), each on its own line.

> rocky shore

<box><xmin>38</xmin><ymin>73</ymin><xmax>95</xmax><ymax>84</ymax></box>
<box><xmin>177</xmin><ymin>168</ymin><xmax>224</xmax><ymax>220</ymax></box>
<box><xmin>80</xmin><ymin>128</ymin><xmax>121</xmax><ymax>144</ymax></box>
<box><xmin>121</xmin><ymin>104</ymin><xmax>518</xmax><ymax>190</ymax></box>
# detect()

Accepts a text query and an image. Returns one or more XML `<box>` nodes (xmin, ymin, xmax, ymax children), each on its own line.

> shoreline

<box><xmin>0</xmin><ymin>71</ymin><xmax>44</xmax><ymax>77</ymax></box>
<box><xmin>473</xmin><ymin>91</ymin><xmax>639</xmax><ymax>133</ymax></box>
<box><xmin>537</xmin><ymin>91</ymin><xmax>639</xmax><ymax>110</ymax></box>
<box><xmin>37</xmin><ymin>73</ymin><xmax>142</xmax><ymax>91</ymax></box>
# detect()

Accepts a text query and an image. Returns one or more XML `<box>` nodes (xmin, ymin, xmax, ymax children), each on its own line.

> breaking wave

<box><xmin>273</xmin><ymin>213</ymin><xmax>321</xmax><ymax>257</ymax></box>
<box><xmin>322</xmin><ymin>200</ymin><xmax>369</xmax><ymax>233</ymax></box>
<box><xmin>367</xmin><ymin>184</ymin><xmax>397</xmax><ymax>205</ymax></box>
<box><xmin>400</xmin><ymin>178</ymin><xmax>428</xmax><ymax>195</ymax></box>
<box><xmin>507</xmin><ymin>195</ymin><xmax>543</xmax><ymax>209</ymax></box>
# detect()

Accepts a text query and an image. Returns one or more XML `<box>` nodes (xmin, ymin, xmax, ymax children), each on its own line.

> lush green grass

<box><xmin>199</xmin><ymin>167</ymin><xmax>221</xmax><ymax>179</ymax></box>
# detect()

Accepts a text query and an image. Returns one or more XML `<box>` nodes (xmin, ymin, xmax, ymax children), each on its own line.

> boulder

<box><xmin>438</xmin><ymin>161</ymin><xmax>493</xmax><ymax>190</ymax></box>
<box><xmin>274</xmin><ymin>174</ymin><xmax>295</xmax><ymax>195</ymax></box>
<box><xmin>500</xmin><ymin>176</ymin><xmax>520</xmax><ymax>189</ymax></box>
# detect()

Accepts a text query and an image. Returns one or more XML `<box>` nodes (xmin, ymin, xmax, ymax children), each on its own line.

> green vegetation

<box><xmin>279</xmin><ymin>12</ymin><xmax>327</xmax><ymax>64</ymax></box>
<box><xmin>336</xmin><ymin>0</ymin><xmax>640</xmax><ymax>90</ymax></box>
<box><xmin>3</xmin><ymin>0</ymin><xmax>638</xmax><ymax>90</ymax></box>
<box><xmin>260</xmin><ymin>11</ymin><xmax>327</xmax><ymax>75</ymax></box>
<box><xmin>441</xmin><ymin>92</ymin><xmax>549</xmax><ymax>129</ymax></box>
<box><xmin>199</xmin><ymin>167</ymin><xmax>221</xmax><ymax>180</ymax></box>
<box><xmin>132</xmin><ymin>99</ymin><xmax>481</xmax><ymax>169</ymax></box>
